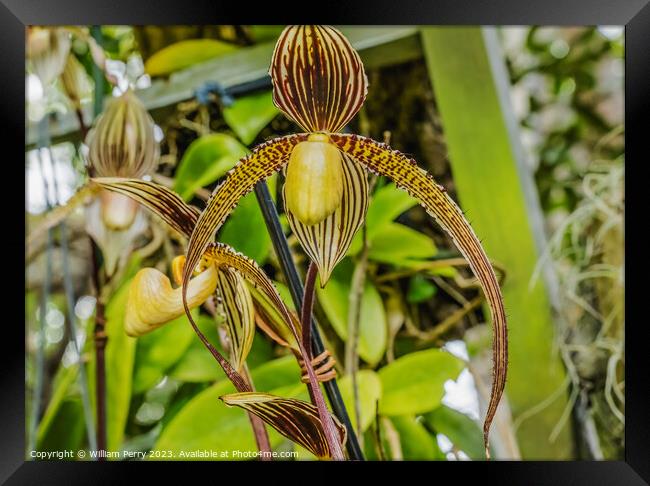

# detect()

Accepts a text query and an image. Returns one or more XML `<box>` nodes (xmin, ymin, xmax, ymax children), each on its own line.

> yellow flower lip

<box><xmin>284</xmin><ymin>137</ymin><xmax>344</xmax><ymax>226</ymax></box>
<box><xmin>124</xmin><ymin>264</ymin><xmax>217</xmax><ymax>337</ymax></box>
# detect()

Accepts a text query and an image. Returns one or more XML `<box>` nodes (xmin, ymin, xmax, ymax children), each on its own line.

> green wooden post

<box><xmin>421</xmin><ymin>27</ymin><xmax>573</xmax><ymax>459</ymax></box>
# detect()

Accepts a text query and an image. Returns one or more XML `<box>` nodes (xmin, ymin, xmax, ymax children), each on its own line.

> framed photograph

<box><xmin>7</xmin><ymin>0</ymin><xmax>646</xmax><ymax>483</ymax></box>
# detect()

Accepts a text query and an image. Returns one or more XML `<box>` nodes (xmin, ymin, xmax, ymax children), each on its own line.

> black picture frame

<box><xmin>6</xmin><ymin>1</ymin><xmax>647</xmax><ymax>483</ymax></box>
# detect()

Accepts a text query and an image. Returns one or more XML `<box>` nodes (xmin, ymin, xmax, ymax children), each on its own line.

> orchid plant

<box><xmin>35</xmin><ymin>24</ymin><xmax>508</xmax><ymax>460</ymax></box>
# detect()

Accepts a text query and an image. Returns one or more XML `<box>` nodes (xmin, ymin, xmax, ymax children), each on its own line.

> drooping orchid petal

<box><xmin>285</xmin><ymin>151</ymin><xmax>369</xmax><ymax>285</ymax></box>
<box><xmin>329</xmin><ymin>133</ymin><xmax>508</xmax><ymax>454</ymax></box>
<box><xmin>220</xmin><ymin>392</ymin><xmax>346</xmax><ymax>459</ymax></box>
<box><xmin>270</xmin><ymin>25</ymin><xmax>368</xmax><ymax>134</ymax></box>
<box><xmin>216</xmin><ymin>267</ymin><xmax>256</xmax><ymax>372</ymax></box>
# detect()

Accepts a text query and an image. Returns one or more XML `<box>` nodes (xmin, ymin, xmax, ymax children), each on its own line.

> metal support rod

<box><xmin>253</xmin><ymin>181</ymin><xmax>365</xmax><ymax>461</ymax></box>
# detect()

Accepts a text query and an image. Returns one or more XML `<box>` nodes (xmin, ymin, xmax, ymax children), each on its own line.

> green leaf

<box><xmin>316</xmin><ymin>260</ymin><xmax>387</xmax><ymax>365</ymax></box>
<box><xmin>336</xmin><ymin>370</ymin><xmax>382</xmax><ymax>433</ymax></box>
<box><xmin>249</xmin><ymin>26</ymin><xmax>285</xmax><ymax>43</ymax></box>
<box><xmin>36</xmin><ymin>364</ymin><xmax>82</xmax><ymax>449</ymax></box>
<box><xmin>390</xmin><ymin>415</ymin><xmax>445</xmax><ymax>460</ymax></box>
<box><xmin>132</xmin><ymin>310</ymin><xmax>198</xmax><ymax>394</ymax></box>
<box><xmin>173</xmin><ymin>134</ymin><xmax>249</xmax><ymax>202</ymax></box>
<box><xmin>424</xmin><ymin>405</ymin><xmax>485</xmax><ymax>459</ymax></box>
<box><xmin>378</xmin><ymin>348</ymin><xmax>464</xmax><ymax>416</ymax></box>
<box><xmin>168</xmin><ymin>314</ymin><xmax>225</xmax><ymax>383</ymax></box>
<box><xmin>407</xmin><ymin>274</ymin><xmax>438</xmax><ymax>303</ymax></box>
<box><xmin>367</xmin><ymin>223</ymin><xmax>438</xmax><ymax>266</ymax></box>
<box><xmin>36</xmin><ymin>399</ymin><xmax>86</xmax><ymax>453</ymax></box>
<box><xmin>145</xmin><ymin>39</ymin><xmax>238</xmax><ymax>77</ymax></box>
<box><xmin>366</xmin><ymin>183</ymin><xmax>419</xmax><ymax>239</ymax></box>
<box><xmin>348</xmin><ymin>183</ymin><xmax>419</xmax><ymax>255</ymax></box>
<box><xmin>153</xmin><ymin>357</ymin><xmax>302</xmax><ymax>458</ymax></box>
<box><xmin>219</xmin><ymin>190</ymin><xmax>272</xmax><ymax>264</ymax></box>
<box><xmin>223</xmin><ymin>91</ymin><xmax>279</xmax><ymax>145</ymax></box>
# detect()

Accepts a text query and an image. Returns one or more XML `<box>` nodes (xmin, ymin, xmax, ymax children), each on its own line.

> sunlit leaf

<box><xmin>316</xmin><ymin>259</ymin><xmax>387</xmax><ymax>365</ymax></box>
<box><xmin>223</xmin><ymin>91</ymin><xmax>279</xmax><ymax>145</ymax></box>
<box><xmin>390</xmin><ymin>415</ymin><xmax>445</xmax><ymax>460</ymax></box>
<box><xmin>173</xmin><ymin>134</ymin><xmax>249</xmax><ymax>202</ymax></box>
<box><xmin>220</xmin><ymin>191</ymin><xmax>272</xmax><ymax>264</ymax></box>
<box><xmin>220</xmin><ymin>392</ymin><xmax>346</xmax><ymax>459</ymax></box>
<box><xmin>378</xmin><ymin>348</ymin><xmax>464</xmax><ymax>416</ymax></box>
<box><xmin>336</xmin><ymin>370</ymin><xmax>382</xmax><ymax>433</ymax></box>
<box><xmin>366</xmin><ymin>223</ymin><xmax>438</xmax><ymax>266</ymax></box>
<box><xmin>407</xmin><ymin>274</ymin><xmax>437</xmax><ymax>303</ymax></box>
<box><xmin>145</xmin><ymin>39</ymin><xmax>238</xmax><ymax>77</ymax></box>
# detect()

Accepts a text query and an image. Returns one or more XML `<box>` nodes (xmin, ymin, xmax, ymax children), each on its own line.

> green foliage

<box><xmin>390</xmin><ymin>415</ymin><xmax>445</xmax><ymax>460</ymax></box>
<box><xmin>145</xmin><ymin>39</ymin><xmax>238</xmax><ymax>77</ymax></box>
<box><xmin>223</xmin><ymin>91</ymin><xmax>279</xmax><ymax>145</ymax></box>
<box><xmin>173</xmin><ymin>133</ymin><xmax>248</xmax><ymax>201</ymax></box>
<box><xmin>378</xmin><ymin>348</ymin><xmax>463</xmax><ymax>416</ymax></box>
<box><xmin>316</xmin><ymin>259</ymin><xmax>387</xmax><ymax>365</ymax></box>
<box><xmin>424</xmin><ymin>405</ymin><xmax>486</xmax><ymax>459</ymax></box>
<box><xmin>336</xmin><ymin>370</ymin><xmax>382</xmax><ymax>433</ymax></box>
<box><xmin>407</xmin><ymin>274</ymin><xmax>437</xmax><ymax>303</ymax></box>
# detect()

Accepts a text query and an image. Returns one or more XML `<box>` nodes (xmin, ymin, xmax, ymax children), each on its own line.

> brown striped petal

<box><xmin>86</xmin><ymin>89</ymin><xmax>160</xmax><ymax>179</ymax></box>
<box><xmin>248</xmin><ymin>283</ymin><xmax>302</xmax><ymax>352</ymax></box>
<box><xmin>92</xmin><ymin>177</ymin><xmax>200</xmax><ymax>238</ymax></box>
<box><xmin>269</xmin><ymin>25</ymin><xmax>368</xmax><ymax>133</ymax></box>
<box><xmin>216</xmin><ymin>267</ymin><xmax>256</xmax><ymax>372</ymax></box>
<box><xmin>284</xmin><ymin>150</ymin><xmax>369</xmax><ymax>285</ymax></box>
<box><xmin>330</xmin><ymin>133</ymin><xmax>508</xmax><ymax>457</ymax></box>
<box><xmin>204</xmin><ymin>244</ymin><xmax>301</xmax><ymax>346</ymax></box>
<box><xmin>182</xmin><ymin>134</ymin><xmax>308</xmax><ymax>318</ymax></box>
<box><xmin>220</xmin><ymin>392</ymin><xmax>346</xmax><ymax>459</ymax></box>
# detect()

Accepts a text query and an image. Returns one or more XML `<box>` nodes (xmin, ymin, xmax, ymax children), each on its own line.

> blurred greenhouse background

<box><xmin>25</xmin><ymin>26</ymin><xmax>624</xmax><ymax>460</ymax></box>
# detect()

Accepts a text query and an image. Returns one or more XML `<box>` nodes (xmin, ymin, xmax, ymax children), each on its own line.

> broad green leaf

<box><xmin>173</xmin><ymin>134</ymin><xmax>249</xmax><ymax>202</ymax></box>
<box><xmin>378</xmin><ymin>348</ymin><xmax>464</xmax><ymax>416</ymax></box>
<box><xmin>145</xmin><ymin>39</ymin><xmax>238</xmax><ymax>77</ymax></box>
<box><xmin>424</xmin><ymin>405</ymin><xmax>485</xmax><ymax>459</ymax></box>
<box><xmin>407</xmin><ymin>275</ymin><xmax>438</xmax><ymax>303</ymax></box>
<box><xmin>367</xmin><ymin>223</ymin><xmax>438</xmax><ymax>266</ymax></box>
<box><xmin>316</xmin><ymin>260</ymin><xmax>387</xmax><ymax>365</ymax></box>
<box><xmin>422</xmin><ymin>27</ymin><xmax>571</xmax><ymax>458</ymax></box>
<box><xmin>153</xmin><ymin>357</ymin><xmax>302</xmax><ymax>458</ymax></box>
<box><xmin>336</xmin><ymin>370</ymin><xmax>382</xmax><ymax>433</ymax></box>
<box><xmin>132</xmin><ymin>310</ymin><xmax>198</xmax><ymax>394</ymax></box>
<box><xmin>390</xmin><ymin>415</ymin><xmax>445</xmax><ymax>460</ymax></box>
<box><xmin>223</xmin><ymin>91</ymin><xmax>279</xmax><ymax>145</ymax></box>
<box><xmin>249</xmin><ymin>26</ymin><xmax>285</xmax><ymax>43</ymax></box>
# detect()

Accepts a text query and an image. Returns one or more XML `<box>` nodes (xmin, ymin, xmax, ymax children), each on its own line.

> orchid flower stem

<box><xmin>89</xmin><ymin>240</ymin><xmax>107</xmax><ymax>458</ymax></box>
<box><xmin>254</xmin><ymin>181</ymin><xmax>364</xmax><ymax>460</ymax></box>
<box><xmin>298</xmin><ymin>268</ymin><xmax>344</xmax><ymax>459</ymax></box>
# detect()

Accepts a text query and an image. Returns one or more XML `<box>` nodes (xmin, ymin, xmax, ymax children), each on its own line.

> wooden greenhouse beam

<box><xmin>26</xmin><ymin>26</ymin><xmax>421</xmax><ymax>149</ymax></box>
<box><xmin>420</xmin><ymin>26</ymin><xmax>573</xmax><ymax>459</ymax></box>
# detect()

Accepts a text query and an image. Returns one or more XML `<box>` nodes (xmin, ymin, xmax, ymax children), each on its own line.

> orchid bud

<box><xmin>86</xmin><ymin>89</ymin><xmax>160</xmax><ymax>179</ymax></box>
<box><xmin>60</xmin><ymin>53</ymin><xmax>91</xmax><ymax>111</ymax></box>
<box><xmin>27</xmin><ymin>27</ymin><xmax>71</xmax><ymax>86</ymax></box>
